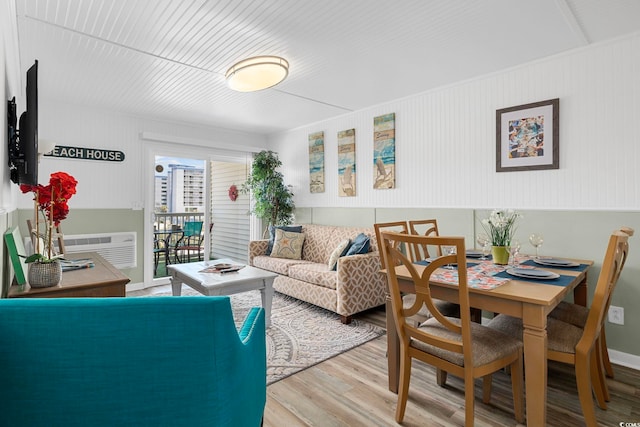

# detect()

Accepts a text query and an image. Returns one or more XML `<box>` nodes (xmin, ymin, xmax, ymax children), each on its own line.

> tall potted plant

<box><xmin>242</xmin><ymin>150</ymin><xmax>295</xmax><ymax>236</ymax></box>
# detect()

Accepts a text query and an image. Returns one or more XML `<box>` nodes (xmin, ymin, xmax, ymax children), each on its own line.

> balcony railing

<box><xmin>154</xmin><ymin>212</ymin><xmax>205</xmax><ymax>232</ymax></box>
<box><xmin>153</xmin><ymin>212</ymin><xmax>208</xmax><ymax>278</ymax></box>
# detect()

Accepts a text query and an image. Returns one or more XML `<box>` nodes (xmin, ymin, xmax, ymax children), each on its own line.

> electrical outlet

<box><xmin>608</xmin><ymin>306</ymin><xmax>624</xmax><ymax>325</ymax></box>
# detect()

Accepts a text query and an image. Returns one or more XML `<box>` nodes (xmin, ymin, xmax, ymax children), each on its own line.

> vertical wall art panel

<box><xmin>308</xmin><ymin>131</ymin><xmax>325</xmax><ymax>193</ymax></box>
<box><xmin>373</xmin><ymin>113</ymin><xmax>396</xmax><ymax>189</ymax></box>
<box><xmin>338</xmin><ymin>129</ymin><xmax>356</xmax><ymax>197</ymax></box>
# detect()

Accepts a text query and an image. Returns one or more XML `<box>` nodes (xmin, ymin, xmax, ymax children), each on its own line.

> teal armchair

<box><xmin>0</xmin><ymin>297</ymin><xmax>266</xmax><ymax>426</ymax></box>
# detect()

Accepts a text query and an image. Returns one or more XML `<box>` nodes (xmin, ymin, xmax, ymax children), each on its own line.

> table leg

<box><xmin>522</xmin><ymin>306</ymin><xmax>548</xmax><ymax>427</ymax></box>
<box><xmin>260</xmin><ymin>277</ymin><xmax>275</xmax><ymax>328</ymax></box>
<box><xmin>386</xmin><ymin>295</ymin><xmax>400</xmax><ymax>393</ymax></box>
<box><xmin>573</xmin><ymin>274</ymin><xmax>588</xmax><ymax>307</ymax></box>
<box><xmin>171</xmin><ymin>277</ymin><xmax>182</xmax><ymax>296</ymax></box>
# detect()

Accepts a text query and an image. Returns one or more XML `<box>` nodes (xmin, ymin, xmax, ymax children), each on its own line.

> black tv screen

<box><xmin>8</xmin><ymin>60</ymin><xmax>38</xmax><ymax>186</ymax></box>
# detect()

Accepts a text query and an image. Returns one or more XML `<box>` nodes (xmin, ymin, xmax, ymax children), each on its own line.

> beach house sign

<box><xmin>43</xmin><ymin>145</ymin><xmax>125</xmax><ymax>162</ymax></box>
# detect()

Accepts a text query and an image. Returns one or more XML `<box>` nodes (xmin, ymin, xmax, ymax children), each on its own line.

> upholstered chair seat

<box><xmin>414</xmin><ymin>317</ymin><xmax>522</xmax><ymax>367</ymax></box>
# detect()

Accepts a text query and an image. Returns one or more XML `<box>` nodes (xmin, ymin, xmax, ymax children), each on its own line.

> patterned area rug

<box><xmin>147</xmin><ymin>288</ymin><xmax>385</xmax><ymax>385</ymax></box>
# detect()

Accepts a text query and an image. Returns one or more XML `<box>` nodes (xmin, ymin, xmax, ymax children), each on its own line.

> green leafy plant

<box><xmin>241</xmin><ymin>151</ymin><xmax>295</xmax><ymax>234</ymax></box>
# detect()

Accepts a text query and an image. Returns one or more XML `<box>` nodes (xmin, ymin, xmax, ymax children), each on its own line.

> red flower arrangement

<box><xmin>20</xmin><ymin>171</ymin><xmax>78</xmax><ymax>262</ymax></box>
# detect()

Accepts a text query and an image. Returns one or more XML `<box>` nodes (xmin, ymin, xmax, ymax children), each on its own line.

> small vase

<box><xmin>28</xmin><ymin>260</ymin><xmax>63</xmax><ymax>288</ymax></box>
<box><xmin>491</xmin><ymin>246</ymin><xmax>510</xmax><ymax>265</ymax></box>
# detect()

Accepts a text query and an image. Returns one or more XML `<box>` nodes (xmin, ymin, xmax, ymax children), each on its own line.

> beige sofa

<box><xmin>248</xmin><ymin>224</ymin><xmax>388</xmax><ymax>323</ymax></box>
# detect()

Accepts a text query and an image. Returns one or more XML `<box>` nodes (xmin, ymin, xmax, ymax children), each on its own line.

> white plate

<box><xmin>466</xmin><ymin>250</ymin><xmax>484</xmax><ymax>258</ymax></box>
<box><xmin>533</xmin><ymin>258</ymin><xmax>579</xmax><ymax>267</ymax></box>
<box><xmin>506</xmin><ymin>268</ymin><xmax>560</xmax><ymax>280</ymax></box>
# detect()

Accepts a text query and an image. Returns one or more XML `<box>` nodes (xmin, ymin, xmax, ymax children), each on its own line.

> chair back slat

<box><xmin>381</xmin><ymin>232</ymin><xmax>471</xmax><ymax>357</ymax></box>
<box><xmin>183</xmin><ymin>221</ymin><xmax>203</xmax><ymax>237</ymax></box>
<box><xmin>408</xmin><ymin>219</ymin><xmax>441</xmax><ymax>260</ymax></box>
<box><xmin>374</xmin><ymin>221</ymin><xmax>409</xmax><ymax>269</ymax></box>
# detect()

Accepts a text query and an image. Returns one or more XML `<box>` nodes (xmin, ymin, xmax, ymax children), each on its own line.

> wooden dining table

<box><xmin>385</xmin><ymin>256</ymin><xmax>593</xmax><ymax>427</ymax></box>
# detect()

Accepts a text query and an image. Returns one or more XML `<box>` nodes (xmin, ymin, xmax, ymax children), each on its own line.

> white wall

<box><xmin>22</xmin><ymin>101</ymin><xmax>267</xmax><ymax>211</ymax></box>
<box><xmin>269</xmin><ymin>32</ymin><xmax>640</xmax><ymax>211</ymax></box>
<box><xmin>1</xmin><ymin>0</ymin><xmax>21</xmax><ymax>212</ymax></box>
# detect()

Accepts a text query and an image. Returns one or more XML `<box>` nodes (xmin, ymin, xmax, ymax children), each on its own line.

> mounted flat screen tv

<box><xmin>8</xmin><ymin>60</ymin><xmax>38</xmax><ymax>186</ymax></box>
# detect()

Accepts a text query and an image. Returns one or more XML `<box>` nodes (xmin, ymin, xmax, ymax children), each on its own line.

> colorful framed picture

<box><xmin>308</xmin><ymin>131</ymin><xmax>325</xmax><ymax>193</ymax></box>
<box><xmin>338</xmin><ymin>129</ymin><xmax>356</xmax><ymax>197</ymax></box>
<box><xmin>496</xmin><ymin>98</ymin><xmax>559</xmax><ymax>172</ymax></box>
<box><xmin>373</xmin><ymin>113</ymin><xmax>395</xmax><ymax>189</ymax></box>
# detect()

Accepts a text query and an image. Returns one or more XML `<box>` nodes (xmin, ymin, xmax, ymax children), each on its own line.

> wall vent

<box><xmin>63</xmin><ymin>232</ymin><xmax>136</xmax><ymax>269</ymax></box>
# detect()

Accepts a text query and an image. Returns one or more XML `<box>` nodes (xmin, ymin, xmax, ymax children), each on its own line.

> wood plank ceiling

<box><xmin>12</xmin><ymin>0</ymin><xmax>640</xmax><ymax>135</ymax></box>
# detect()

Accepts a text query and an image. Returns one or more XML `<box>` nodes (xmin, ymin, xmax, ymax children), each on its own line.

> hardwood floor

<box><xmin>265</xmin><ymin>306</ymin><xmax>640</xmax><ymax>427</ymax></box>
<box><xmin>130</xmin><ymin>286</ymin><xmax>639</xmax><ymax>426</ymax></box>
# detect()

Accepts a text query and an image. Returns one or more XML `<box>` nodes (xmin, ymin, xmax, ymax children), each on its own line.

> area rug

<box><xmin>145</xmin><ymin>288</ymin><xmax>385</xmax><ymax>385</ymax></box>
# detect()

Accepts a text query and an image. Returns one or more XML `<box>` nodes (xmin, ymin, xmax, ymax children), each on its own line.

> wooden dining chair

<box><xmin>374</xmin><ymin>221</ymin><xmax>410</xmax><ymax>270</ymax></box>
<box><xmin>408</xmin><ymin>218</ymin><xmax>442</xmax><ymax>259</ymax></box>
<box><xmin>380</xmin><ymin>231</ymin><xmax>524</xmax><ymax>426</ymax></box>
<box><xmin>549</xmin><ymin>226</ymin><xmax>634</xmax><ymax>385</ymax></box>
<box><xmin>487</xmin><ymin>229</ymin><xmax>631</xmax><ymax>427</ymax></box>
<box><xmin>374</xmin><ymin>221</ymin><xmax>459</xmax><ymax>323</ymax></box>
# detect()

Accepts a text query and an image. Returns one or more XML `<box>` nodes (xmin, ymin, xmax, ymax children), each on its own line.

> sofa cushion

<box><xmin>270</xmin><ymin>229</ymin><xmax>305</xmax><ymax>260</ymax></box>
<box><xmin>300</xmin><ymin>224</ymin><xmax>335</xmax><ymax>263</ymax></box>
<box><xmin>253</xmin><ymin>256</ymin><xmax>311</xmax><ymax>275</ymax></box>
<box><xmin>288</xmin><ymin>263</ymin><xmax>338</xmax><ymax>290</ymax></box>
<box><xmin>345</xmin><ymin>233</ymin><xmax>371</xmax><ymax>256</ymax></box>
<box><xmin>266</xmin><ymin>225</ymin><xmax>303</xmax><ymax>255</ymax></box>
<box><xmin>328</xmin><ymin>239</ymin><xmax>351</xmax><ymax>271</ymax></box>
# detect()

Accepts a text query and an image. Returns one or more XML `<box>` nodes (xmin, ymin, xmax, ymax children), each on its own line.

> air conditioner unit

<box><xmin>63</xmin><ymin>232</ymin><xmax>137</xmax><ymax>269</ymax></box>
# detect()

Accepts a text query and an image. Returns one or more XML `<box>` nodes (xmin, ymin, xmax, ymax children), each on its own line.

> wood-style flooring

<box><xmin>130</xmin><ymin>286</ymin><xmax>640</xmax><ymax>426</ymax></box>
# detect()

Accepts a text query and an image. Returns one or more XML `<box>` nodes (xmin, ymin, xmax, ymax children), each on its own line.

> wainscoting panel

<box><xmin>295</xmin><ymin>205</ymin><xmax>640</xmax><ymax>363</ymax></box>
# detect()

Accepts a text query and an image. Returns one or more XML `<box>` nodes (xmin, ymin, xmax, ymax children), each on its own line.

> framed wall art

<box><xmin>338</xmin><ymin>129</ymin><xmax>356</xmax><ymax>197</ymax></box>
<box><xmin>373</xmin><ymin>113</ymin><xmax>395</xmax><ymax>189</ymax></box>
<box><xmin>496</xmin><ymin>98</ymin><xmax>559</xmax><ymax>172</ymax></box>
<box><xmin>308</xmin><ymin>131</ymin><xmax>325</xmax><ymax>193</ymax></box>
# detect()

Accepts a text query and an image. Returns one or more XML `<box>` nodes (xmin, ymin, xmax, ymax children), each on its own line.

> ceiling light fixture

<box><xmin>225</xmin><ymin>56</ymin><xmax>289</xmax><ymax>92</ymax></box>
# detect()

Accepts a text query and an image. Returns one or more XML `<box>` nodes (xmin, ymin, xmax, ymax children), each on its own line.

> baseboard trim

<box><xmin>126</xmin><ymin>282</ymin><xmax>145</xmax><ymax>292</ymax></box>
<box><xmin>609</xmin><ymin>349</ymin><xmax>640</xmax><ymax>371</ymax></box>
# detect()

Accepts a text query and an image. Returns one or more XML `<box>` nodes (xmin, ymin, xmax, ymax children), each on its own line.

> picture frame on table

<box><xmin>496</xmin><ymin>98</ymin><xmax>559</xmax><ymax>172</ymax></box>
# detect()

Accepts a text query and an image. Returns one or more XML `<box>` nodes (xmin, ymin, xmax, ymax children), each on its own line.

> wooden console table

<box><xmin>8</xmin><ymin>252</ymin><xmax>130</xmax><ymax>298</ymax></box>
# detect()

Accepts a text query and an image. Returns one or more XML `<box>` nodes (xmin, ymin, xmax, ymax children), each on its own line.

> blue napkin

<box><xmin>521</xmin><ymin>259</ymin><xmax>589</xmax><ymax>272</ymax></box>
<box><xmin>494</xmin><ymin>270</ymin><xmax>574</xmax><ymax>287</ymax></box>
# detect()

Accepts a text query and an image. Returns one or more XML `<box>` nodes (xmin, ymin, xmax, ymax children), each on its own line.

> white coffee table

<box><xmin>167</xmin><ymin>259</ymin><xmax>277</xmax><ymax>327</ymax></box>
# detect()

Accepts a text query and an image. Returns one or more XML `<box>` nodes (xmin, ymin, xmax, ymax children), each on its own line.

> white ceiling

<box><xmin>13</xmin><ymin>0</ymin><xmax>640</xmax><ymax>135</ymax></box>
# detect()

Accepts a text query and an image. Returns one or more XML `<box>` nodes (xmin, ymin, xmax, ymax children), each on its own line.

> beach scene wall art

<box><xmin>373</xmin><ymin>113</ymin><xmax>395</xmax><ymax>189</ymax></box>
<box><xmin>338</xmin><ymin>129</ymin><xmax>356</xmax><ymax>197</ymax></box>
<box><xmin>308</xmin><ymin>131</ymin><xmax>325</xmax><ymax>193</ymax></box>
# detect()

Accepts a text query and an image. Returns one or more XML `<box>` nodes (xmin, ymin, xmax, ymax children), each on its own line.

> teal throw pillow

<box><xmin>266</xmin><ymin>225</ymin><xmax>302</xmax><ymax>255</ymax></box>
<box><xmin>345</xmin><ymin>233</ymin><xmax>370</xmax><ymax>256</ymax></box>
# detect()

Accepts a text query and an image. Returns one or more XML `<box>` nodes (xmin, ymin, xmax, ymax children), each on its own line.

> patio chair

<box><xmin>174</xmin><ymin>221</ymin><xmax>208</xmax><ymax>263</ymax></box>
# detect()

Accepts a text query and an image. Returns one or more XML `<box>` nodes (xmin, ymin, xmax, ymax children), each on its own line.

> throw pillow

<box><xmin>345</xmin><ymin>233</ymin><xmax>370</xmax><ymax>256</ymax></box>
<box><xmin>270</xmin><ymin>229</ymin><xmax>305</xmax><ymax>260</ymax></box>
<box><xmin>266</xmin><ymin>225</ymin><xmax>302</xmax><ymax>255</ymax></box>
<box><xmin>327</xmin><ymin>238</ymin><xmax>351</xmax><ymax>271</ymax></box>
